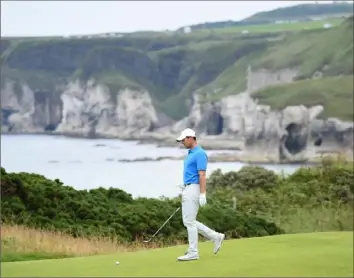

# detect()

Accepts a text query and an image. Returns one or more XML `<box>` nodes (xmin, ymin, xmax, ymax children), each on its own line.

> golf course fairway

<box><xmin>2</xmin><ymin>231</ymin><xmax>353</xmax><ymax>277</ymax></box>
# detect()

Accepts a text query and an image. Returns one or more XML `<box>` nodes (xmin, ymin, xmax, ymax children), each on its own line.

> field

<box><xmin>1</xmin><ymin>231</ymin><xmax>352</xmax><ymax>277</ymax></box>
<box><xmin>193</xmin><ymin>18</ymin><xmax>345</xmax><ymax>35</ymax></box>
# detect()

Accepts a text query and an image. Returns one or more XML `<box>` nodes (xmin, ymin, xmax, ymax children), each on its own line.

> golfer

<box><xmin>176</xmin><ymin>128</ymin><xmax>225</xmax><ymax>261</ymax></box>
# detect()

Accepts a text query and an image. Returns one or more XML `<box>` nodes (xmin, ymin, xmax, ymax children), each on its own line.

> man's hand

<box><xmin>199</xmin><ymin>193</ymin><xmax>207</xmax><ymax>207</ymax></box>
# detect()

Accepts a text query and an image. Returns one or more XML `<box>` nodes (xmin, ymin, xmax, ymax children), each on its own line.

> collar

<box><xmin>188</xmin><ymin>145</ymin><xmax>200</xmax><ymax>154</ymax></box>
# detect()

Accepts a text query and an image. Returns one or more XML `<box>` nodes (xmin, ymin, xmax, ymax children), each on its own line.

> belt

<box><xmin>184</xmin><ymin>183</ymin><xmax>192</xmax><ymax>186</ymax></box>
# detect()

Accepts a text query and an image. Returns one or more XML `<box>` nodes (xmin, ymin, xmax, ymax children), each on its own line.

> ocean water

<box><xmin>1</xmin><ymin>134</ymin><xmax>301</xmax><ymax>198</ymax></box>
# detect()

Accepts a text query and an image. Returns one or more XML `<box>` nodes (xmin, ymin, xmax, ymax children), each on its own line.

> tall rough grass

<box><xmin>1</xmin><ymin>224</ymin><xmax>182</xmax><ymax>262</ymax></box>
<box><xmin>270</xmin><ymin>204</ymin><xmax>354</xmax><ymax>234</ymax></box>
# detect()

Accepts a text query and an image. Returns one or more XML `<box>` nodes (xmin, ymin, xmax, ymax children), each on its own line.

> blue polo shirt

<box><xmin>183</xmin><ymin>145</ymin><xmax>208</xmax><ymax>185</ymax></box>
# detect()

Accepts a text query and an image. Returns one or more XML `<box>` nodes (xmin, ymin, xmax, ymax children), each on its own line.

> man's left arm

<box><xmin>198</xmin><ymin>170</ymin><xmax>207</xmax><ymax>194</ymax></box>
<box><xmin>196</xmin><ymin>152</ymin><xmax>208</xmax><ymax>194</ymax></box>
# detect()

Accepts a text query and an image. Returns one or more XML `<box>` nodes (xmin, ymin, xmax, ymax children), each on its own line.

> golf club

<box><xmin>143</xmin><ymin>206</ymin><xmax>181</xmax><ymax>243</ymax></box>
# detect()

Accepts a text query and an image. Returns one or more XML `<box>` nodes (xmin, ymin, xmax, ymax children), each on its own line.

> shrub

<box><xmin>206</xmin><ymin>162</ymin><xmax>353</xmax><ymax>233</ymax></box>
<box><xmin>0</xmin><ymin>167</ymin><xmax>283</xmax><ymax>245</ymax></box>
<box><xmin>233</xmin><ymin>165</ymin><xmax>279</xmax><ymax>191</ymax></box>
<box><xmin>207</xmin><ymin>165</ymin><xmax>278</xmax><ymax>191</ymax></box>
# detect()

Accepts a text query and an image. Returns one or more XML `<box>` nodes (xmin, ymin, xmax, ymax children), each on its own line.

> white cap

<box><xmin>176</xmin><ymin>128</ymin><xmax>196</xmax><ymax>142</ymax></box>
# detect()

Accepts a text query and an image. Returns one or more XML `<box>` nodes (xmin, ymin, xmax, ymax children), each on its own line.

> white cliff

<box><xmin>54</xmin><ymin>80</ymin><xmax>159</xmax><ymax>138</ymax></box>
<box><xmin>1</xmin><ymin>81</ymin><xmax>37</xmax><ymax>132</ymax></box>
<box><xmin>1</xmin><ymin>78</ymin><xmax>160</xmax><ymax>138</ymax></box>
<box><xmin>170</xmin><ymin>67</ymin><xmax>353</xmax><ymax>161</ymax></box>
<box><xmin>1</xmin><ymin>67</ymin><xmax>352</xmax><ymax>161</ymax></box>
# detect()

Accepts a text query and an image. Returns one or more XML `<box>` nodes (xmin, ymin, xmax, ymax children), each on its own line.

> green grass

<box><xmin>195</xmin><ymin>17</ymin><xmax>353</xmax><ymax>104</ymax></box>
<box><xmin>150</xmin><ymin>40</ymin><xmax>263</xmax><ymax>119</ymax></box>
<box><xmin>254</xmin><ymin>19</ymin><xmax>353</xmax><ymax>77</ymax></box>
<box><xmin>194</xmin><ymin>18</ymin><xmax>344</xmax><ymax>35</ymax></box>
<box><xmin>1</xmin><ymin>17</ymin><xmax>352</xmax><ymax>121</ymax></box>
<box><xmin>242</xmin><ymin>3</ymin><xmax>353</xmax><ymax>23</ymax></box>
<box><xmin>2</xmin><ymin>251</ymin><xmax>70</xmax><ymax>263</ymax></box>
<box><xmin>197</xmin><ymin>51</ymin><xmax>264</xmax><ymax>102</ymax></box>
<box><xmin>94</xmin><ymin>71</ymin><xmax>143</xmax><ymax>101</ymax></box>
<box><xmin>252</xmin><ymin>75</ymin><xmax>354</xmax><ymax>121</ymax></box>
<box><xmin>1</xmin><ymin>232</ymin><xmax>353</xmax><ymax>277</ymax></box>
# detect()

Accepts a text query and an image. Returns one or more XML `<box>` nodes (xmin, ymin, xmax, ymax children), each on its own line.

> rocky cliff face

<box><xmin>1</xmin><ymin>66</ymin><xmax>352</xmax><ymax>162</ymax></box>
<box><xmin>1</xmin><ymin>78</ymin><xmax>161</xmax><ymax>138</ymax></box>
<box><xmin>55</xmin><ymin>80</ymin><xmax>159</xmax><ymax>138</ymax></box>
<box><xmin>1</xmin><ymin>80</ymin><xmax>62</xmax><ymax>133</ymax></box>
<box><xmin>170</xmin><ymin>68</ymin><xmax>353</xmax><ymax>161</ymax></box>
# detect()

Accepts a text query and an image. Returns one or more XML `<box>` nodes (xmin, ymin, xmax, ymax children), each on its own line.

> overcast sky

<box><xmin>0</xmin><ymin>1</ymin><xmax>349</xmax><ymax>37</ymax></box>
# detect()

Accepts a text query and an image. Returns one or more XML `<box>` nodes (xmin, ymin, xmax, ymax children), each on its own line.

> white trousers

<box><xmin>181</xmin><ymin>183</ymin><xmax>219</xmax><ymax>254</ymax></box>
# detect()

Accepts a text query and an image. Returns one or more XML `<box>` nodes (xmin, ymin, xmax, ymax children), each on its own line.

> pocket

<box><xmin>182</xmin><ymin>186</ymin><xmax>199</xmax><ymax>203</ymax></box>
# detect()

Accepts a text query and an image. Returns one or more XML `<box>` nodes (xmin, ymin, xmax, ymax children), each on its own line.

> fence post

<box><xmin>232</xmin><ymin>196</ymin><xmax>237</xmax><ymax>210</ymax></box>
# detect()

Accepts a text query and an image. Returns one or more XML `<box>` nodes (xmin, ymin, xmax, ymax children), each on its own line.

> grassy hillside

<box><xmin>2</xmin><ymin>232</ymin><xmax>353</xmax><ymax>277</ymax></box>
<box><xmin>181</xmin><ymin>3</ymin><xmax>352</xmax><ymax>31</ymax></box>
<box><xmin>247</xmin><ymin>18</ymin><xmax>353</xmax><ymax>120</ymax></box>
<box><xmin>198</xmin><ymin>17</ymin><xmax>353</xmax><ymax>119</ymax></box>
<box><xmin>0</xmin><ymin>36</ymin><xmax>270</xmax><ymax>120</ymax></box>
<box><xmin>252</xmin><ymin>76</ymin><xmax>354</xmax><ymax>121</ymax></box>
<box><xmin>191</xmin><ymin>18</ymin><xmax>344</xmax><ymax>36</ymax></box>
<box><xmin>1</xmin><ymin>14</ymin><xmax>352</xmax><ymax>121</ymax></box>
<box><xmin>243</xmin><ymin>3</ymin><xmax>353</xmax><ymax>23</ymax></box>
<box><xmin>254</xmin><ymin>18</ymin><xmax>353</xmax><ymax>78</ymax></box>
<box><xmin>197</xmin><ymin>51</ymin><xmax>263</xmax><ymax>102</ymax></box>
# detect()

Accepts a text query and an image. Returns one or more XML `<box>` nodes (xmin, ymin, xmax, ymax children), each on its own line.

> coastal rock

<box><xmin>170</xmin><ymin>67</ymin><xmax>351</xmax><ymax>162</ymax></box>
<box><xmin>1</xmin><ymin>81</ymin><xmax>38</xmax><ymax>132</ymax></box>
<box><xmin>171</xmin><ymin>91</ymin><xmax>326</xmax><ymax>162</ymax></box>
<box><xmin>1</xmin><ymin>67</ymin><xmax>352</xmax><ymax>162</ymax></box>
<box><xmin>55</xmin><ymin>80</ymin><xmax>162</xmax><ymax>137</ymax></box>
<box><xmin>116</xmin><ymin>88</ymin><xmax>159</xmax><ymax>133</ymax></box>
<box><xmin>1</xmin><ymin>79</ymin><xmax>164</xmax><ymax>137</ymax></box>
<box><xmin>311</xmin><ymin>118</ymin><xmax>354</xmax><ymax>150</ymax></box>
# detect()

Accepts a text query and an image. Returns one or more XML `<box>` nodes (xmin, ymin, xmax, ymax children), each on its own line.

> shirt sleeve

<box><xmin>196</xmin><ymin>152</ymin><xmax>208</xmax><ymax>171</ymax></box>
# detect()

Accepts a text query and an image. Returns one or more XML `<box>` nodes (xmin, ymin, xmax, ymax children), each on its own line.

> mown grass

<box><xmin>1</xmin><ymin>232</ymin><xmax>353</xmax><ymax>277</ymax></box>
<box><xmin>194</xmin><ymin>18</ymin><xmax>344</xmax><ymax>35</ymax></box>
<box><xmin>252</xmin><ymin>75</ymin><xmax>354</xmax><ymax>121</ymax></box>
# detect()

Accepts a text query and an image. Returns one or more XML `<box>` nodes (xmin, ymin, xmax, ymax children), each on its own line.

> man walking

<box><xmin>176</xmin><ymin>128</ymin><xmax>225</xmax><ymax>261</ymax></box>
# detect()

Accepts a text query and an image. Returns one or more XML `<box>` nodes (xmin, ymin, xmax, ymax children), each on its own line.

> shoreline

<box><xmin>1</xmin><ymin>130</ymin><xmax>244</xmax><ymax>150</ymax></box>
<box><xmin>116</xmin><ymin>155</ymin><xmax>320</xmax><ymax>166</ymax></box>
<box><xmin>2</xmin><ymin>131</ymin><xmax>352</xmax><ymax>165</ymax></box>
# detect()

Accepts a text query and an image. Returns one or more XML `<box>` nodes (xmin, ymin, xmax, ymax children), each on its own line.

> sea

<box><xmin>1</xmin><ymin>134</ymin><xmax>303</xmax><ymax>199</ymax></box>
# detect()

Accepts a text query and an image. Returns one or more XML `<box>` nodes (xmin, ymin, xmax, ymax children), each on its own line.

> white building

<box><xmin>183</xmin><ymin>26</ymin><xmax>192</xmax><ymax>34</ymax></box>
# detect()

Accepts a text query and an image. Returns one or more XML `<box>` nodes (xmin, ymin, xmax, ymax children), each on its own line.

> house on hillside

<box><xmin>183</xmin><ymin>26</ymin><xmax>192</xmax><ymax>34</ymax></box>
